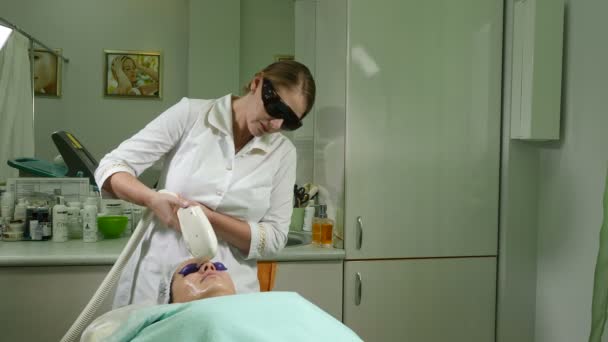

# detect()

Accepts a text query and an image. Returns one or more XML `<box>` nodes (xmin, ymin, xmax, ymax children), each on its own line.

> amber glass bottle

<box><xmin>312</xmin><ymin>205</ymin><xmax>333</xmax><ymax>248</ymax></box>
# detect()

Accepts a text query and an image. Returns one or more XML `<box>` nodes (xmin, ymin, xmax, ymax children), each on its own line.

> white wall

<box><xmin>190</xmin><ymin>0</ymin><xmax>297</xmax><ymax>99</ymax></box>
<box><xmin>535</xmin><ymin>0</ymin><xmax>608</xmax><ymax>340</ymax></box>
<box><xmin>292</xmin><ymin>0</ymin><xmax>316</xmax><ymax>185</ymax></box>
<box><xmin>498</xmin><ymin>1</ymin><xmax>608</xmax><ymax>341</ymax></box>
<box><xmin>188</xmin><ymin>0</ymin><xmax>240</xmax><ymax>99</ymax></box>
<box><xmin>238</xmin><ymin>0</ymin><xmax>295</xmax><ymax>92</ymax></box>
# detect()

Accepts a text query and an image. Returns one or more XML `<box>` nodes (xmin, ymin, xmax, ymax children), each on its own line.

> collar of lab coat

<box><xmin>207</xmin><ymin>94</ymin><xmax>274</xmax><ymax>154</ymax></box>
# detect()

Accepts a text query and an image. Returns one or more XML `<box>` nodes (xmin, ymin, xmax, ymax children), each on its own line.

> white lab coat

<box><xmin>94</xmin><ymin>95</ymin><xmax>296</xmax><ymax>308</ymax></box>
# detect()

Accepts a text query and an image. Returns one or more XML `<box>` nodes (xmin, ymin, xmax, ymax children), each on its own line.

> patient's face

<box><xmin>171</xmin><ymin>258</ymin><xmax>236</xmax><ymax>303</ymax></box>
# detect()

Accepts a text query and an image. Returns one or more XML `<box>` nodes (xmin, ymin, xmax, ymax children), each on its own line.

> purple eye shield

<box><xmin>178</xmin><ymin>262</ymin><xmax>227</xmax><ymax>277</ymax></box>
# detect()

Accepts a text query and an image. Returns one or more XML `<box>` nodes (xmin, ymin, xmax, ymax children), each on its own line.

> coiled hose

<box><xmin>60</xmin><ymin>207</ymin><xmax>154</xmax><ymax>342</ymax></box>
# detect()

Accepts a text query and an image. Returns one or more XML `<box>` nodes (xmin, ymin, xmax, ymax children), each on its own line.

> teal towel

<box><xmin>590</xmin><ymin>166</ymin><xmax>608</xmax><ymax>342</ymax></box>
<box><xmin>108</xmin><ymin>292</ymin><xmax>362</xmax><ymax>342</ymax></box>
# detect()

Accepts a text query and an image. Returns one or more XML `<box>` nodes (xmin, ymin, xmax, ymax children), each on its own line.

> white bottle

<box><xmin>84</xmin><ymin>197</ymin><xmax>99</xmax><ymax>211</ymax></box>
<box><xmin>1</xmin><ymin>191</ymin><xmax>14</xmax><ymax>218</ymax></box>
<box><xmin>0</xmin><ymin>205</ymin><xmax>10</xmax><ymax>220</ymax></box>
<box><xmin>14</xmin><ymin>198</ymin><xmax>27</xmax><ymax>221</ymax></box>
<box><xmin>67</xmin><ymin>203</ymin><xmax>82</xmax><ymax>239</ymax></box>
<box><xmin>52</xmin><ymin>203</ymin><xmax>69</xmax><ymax>242</ymax></box>
<box><xmin>302</xmin><ymin>204</ymin><xmax>315</xmax><ymax>232</ymax></box>
<box><xmin>81</xmin><ymin>204</ymin><xmax>98</xmax><ymax>243</ymax></box>
<box><xmin>1</xmin><ymin>191</ymin><xmax>14</xmax><ymax>207</ymax></box>
<box><xmin>29</xmin><ymin>220</ymin><xmax>42</xmax><ymax>240</ymax></box>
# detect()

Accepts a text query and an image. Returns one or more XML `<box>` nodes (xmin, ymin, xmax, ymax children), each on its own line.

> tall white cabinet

<box><xmin>345</xmin><ymin>0</ymin><xmax>502</xmax><ymax>260</ymax></box>
<box><xmin>314</xmin><ymin>1</ymin><xmax>503</xmax><ymax>340</ymax></box>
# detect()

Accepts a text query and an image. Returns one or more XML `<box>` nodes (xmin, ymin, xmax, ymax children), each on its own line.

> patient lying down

<box><xmin>82</xmin><ymin>257</ymin><xmax>362</xmax><ymax>341</ymax></box>
<box><xmin>166</xmin><ymin>258</ymin><xmax>236</xmax><ymax>303</ymax></box>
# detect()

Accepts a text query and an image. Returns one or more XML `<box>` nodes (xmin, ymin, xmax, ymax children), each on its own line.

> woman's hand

<box><xmin>178</xmin><ymin>196</ymin><xmax>216</xmax><ymax>224</ymax></box>
<box><xmin>145</xmin><ymin>192</ymin><xmax>190</xmax><ymax>231</ymax></box>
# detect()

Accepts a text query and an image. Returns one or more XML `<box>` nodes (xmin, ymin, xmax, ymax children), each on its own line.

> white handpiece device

<box><xmin>177</xmin><ymin>206</ymin><xmax>218</xmax><ymax>260</ymax></box>
<box><xmin>160</xmin><ymin>190</ymin><xmax>218</xmax><ymax>259</ymax></box>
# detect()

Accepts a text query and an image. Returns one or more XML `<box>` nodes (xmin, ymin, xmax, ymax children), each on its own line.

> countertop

<box><xmin>0</xmin><ymin>238</ymin><xmax>345</xmax><ymax>266</ymax></box>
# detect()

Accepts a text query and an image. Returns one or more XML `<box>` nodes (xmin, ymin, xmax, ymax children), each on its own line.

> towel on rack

<box><xmin>0</xmin><ymin>30</ymin><xmax>34</xmax><ymax>182</ymax></box>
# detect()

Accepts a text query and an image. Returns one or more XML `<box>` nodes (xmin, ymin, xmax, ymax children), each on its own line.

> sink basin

<box><xmin>286</xmin><ymin>231</ymin><xmax>312</xmax><ymax>247</ymax></box>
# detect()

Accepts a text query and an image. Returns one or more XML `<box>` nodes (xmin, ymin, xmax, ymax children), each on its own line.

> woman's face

<box><xmin>33</xmin><ymin>51</ymin><xmax>57</xmax><ymax>92</ymax></box>
<box><xmin>171</xmin><ymin>258</ymin><xmax>236</xmax><ymax>303</ymax></box>
<box><xmin>122</xmin><ymin>58</ymin><xmax>137</xmax><ymax>83</ymax></box>
<box><xmin>246</xmin><ymin>77</ymin><xmax>307</xmax><ymax>137</ymax></box>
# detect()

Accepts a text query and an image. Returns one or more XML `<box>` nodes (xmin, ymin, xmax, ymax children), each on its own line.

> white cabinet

<box><xmin>344</xmin><ymin>0</ymin><xmax>502</xmax><ymax>259</ymax></box>
<box><xmin>343</xmin><ymin>258</ymin><xmax>496</xmax><ymax>341</ymax></box>
<box><xmin>510</xmin><ymin>0</ymin><xmax>564</xmax><ymax>140</ymax></box>
<box><xmin>272</xmin><ymin>260</ymin><xmax>343</xmax><ymax>320</ymax></box>
<box><xmin>313</xmin><ymin>0</ymin><xmax>503</xmax><ymax>340</ymax></box>
<box><xmin>0</xmin><ymin>266</ymin><xmax>115</xmax><ymax>342</ymax></box>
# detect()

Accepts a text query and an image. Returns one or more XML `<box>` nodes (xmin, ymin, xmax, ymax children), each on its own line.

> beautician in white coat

<box><xmin>94</xmin><ymin>60</ymin><xmax>316</xmax><ymax>307</ymax></box>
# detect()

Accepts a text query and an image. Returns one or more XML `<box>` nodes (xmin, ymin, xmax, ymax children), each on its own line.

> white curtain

<box><xmin>0</xmin><ymin>31</ymin><xmax>34</xmax><ymax>183</ymax></box>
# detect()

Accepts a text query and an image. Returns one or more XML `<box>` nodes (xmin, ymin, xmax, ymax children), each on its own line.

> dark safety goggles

<box><xmin>261</xmin><ymin>78</ymin><xmax>302</xmax><ymax>131</ymax></box>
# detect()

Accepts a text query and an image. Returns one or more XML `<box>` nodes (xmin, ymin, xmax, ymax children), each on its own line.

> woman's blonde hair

<box><xmin>244</xmin><ymin>60</ymin><xmax>316</xmax><ymax>118</ymax></box>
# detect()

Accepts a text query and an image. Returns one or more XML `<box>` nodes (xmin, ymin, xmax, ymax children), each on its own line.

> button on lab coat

<box><xmin>95</xmin><ymin>95</ymin><xmax>296</xmax><ymax>307</ymax></box>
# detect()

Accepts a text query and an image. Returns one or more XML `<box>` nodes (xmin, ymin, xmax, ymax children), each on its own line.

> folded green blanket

<box><xmin>590</xmin><ymin>166</ymin><xmax>608</xmax><ymax>342</ymax></box>
<box><xmin>107</xmin><ymin>292</ymin><xmax>362</xmax><ymax>342</ymax></box>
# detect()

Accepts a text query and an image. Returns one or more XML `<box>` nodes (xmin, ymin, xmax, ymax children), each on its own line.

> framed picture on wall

<box><xmin>274</xmin><ymin>54</ymin><xmax>294</xmax><ymax>62</ymax></box>
<box><xmin>33</xmin><ymin>48</ymin><xmax>62</xmax><ymax>97</ymax></box>
<box><xmin>103</xmin><ymin>50</ymin><xmax>161</xmax><ymax>98</ymax></box>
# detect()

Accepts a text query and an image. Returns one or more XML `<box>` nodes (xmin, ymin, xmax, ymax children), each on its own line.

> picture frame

<box><xmin>103</xmin><ymin>50</ymin><xmax>161</xmax><ymax>99</ymax></box>
<box><xmin>274</xmin><ymin>54</ymin><xmax>295</xmax><ymax>62</ymax></box>
<box><xmin>33</xmin><ymin>48</ymin><xmax>62</xmax><ymax>97</ymax></box>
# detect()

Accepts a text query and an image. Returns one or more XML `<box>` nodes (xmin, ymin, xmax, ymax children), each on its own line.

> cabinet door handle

<box><xmin>355</xmin><ymin>272</ymin><xmax>362</xmax><ymax>306</ymax></box>
<box><xmin>356</xmin><ymin>216</ymin><xmax>363</xmax><ymax>249</ymax></box>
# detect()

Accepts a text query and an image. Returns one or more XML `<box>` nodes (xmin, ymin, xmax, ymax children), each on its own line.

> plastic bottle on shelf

<box><xmin>52</xmin><ymin>198</ymin><xmax>68</xmax><ymax>242</ymax></box>
<box><xmin>1</xmin><ymin>191</ymin><xmax>14</xmax><ymax>219</ymax></box>
<box><xmin>81</xmin><ymin>203</ymin><xmax>98</xmax><ymax>243</ymax></box>
<box><xmin>67</xmin><ymin>202</ymin><xmax>82</xmax><ymax>239</ymax></box>
<box><xmin>302</xmin><ymin>202</ymin><xmax>316</xmax><ymax>232</ymax></box>
<box><xmin>39</xmin><ymin>208</ymin><xmax>52</xmax><ymax>241</ymax></box>
<box><xmin>14</xmin><ymin>198</ymin><xmax>27</xmax><ymax>221</ymax></box>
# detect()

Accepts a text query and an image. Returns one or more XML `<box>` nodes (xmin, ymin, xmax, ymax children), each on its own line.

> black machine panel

<box><xmin>52</xmin><ymin>131</ymin><xmax>98</xmax><ymax>185</ymax></box>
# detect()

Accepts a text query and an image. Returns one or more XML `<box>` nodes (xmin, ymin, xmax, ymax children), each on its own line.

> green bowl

<box><xmin>97</xmin><ymin>215</ymin><xmax>128</xmax><ymax>239</ymax></box>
